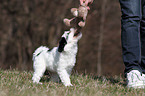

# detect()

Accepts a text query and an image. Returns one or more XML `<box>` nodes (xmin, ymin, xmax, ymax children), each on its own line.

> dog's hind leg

<box><xmin>57</xmin><ymin>69</ymin><xmax>73</xmax><ymax>86</ymax></box>
<box><xmin>32</xmin><ymin>59</ymin><xmax>46</xmax><ymax>84</ymax></box>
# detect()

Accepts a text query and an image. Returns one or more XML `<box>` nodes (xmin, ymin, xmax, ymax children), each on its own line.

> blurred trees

<box><xmin>0</xmin><ymin>0</ymin><xmax>124</xmax><ymax>76</ymax></box>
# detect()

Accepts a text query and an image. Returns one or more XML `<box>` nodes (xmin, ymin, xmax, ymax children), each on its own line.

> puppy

<box><xmin>32</xmin><ymin>28</ymin><xmax>82</xmax><ymax>86</ymax></box>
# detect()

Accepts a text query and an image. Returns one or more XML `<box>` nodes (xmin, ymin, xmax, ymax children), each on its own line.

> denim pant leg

<box><xmin>119</xmin><ymin>0</ymin><xmax>142</xmax><ymax>75</ymax></box>
<box><xmin>141</xmin><ymin>0</ymin><xmax>145</xmax><ymax>73</ymax></box>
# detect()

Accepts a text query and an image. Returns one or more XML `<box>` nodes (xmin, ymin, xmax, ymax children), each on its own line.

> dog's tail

<box><xmin>33</xmin><ymin>46</ymin><xmax>49</xmax><ymax>60</ymax></box>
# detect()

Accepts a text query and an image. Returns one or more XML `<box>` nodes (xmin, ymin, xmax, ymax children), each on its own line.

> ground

<box><xmin>0</xmin><ymin>69</ymin><xmax>145</xmax><ymax>96</ymax></box>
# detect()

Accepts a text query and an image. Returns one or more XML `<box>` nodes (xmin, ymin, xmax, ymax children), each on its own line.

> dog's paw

<box><xmin>33</xmin><ymin>81</ymin><xmax>42</xmax><ymax>85</ymax></box>
<box><xmin>65</xmin><ymin>83</ymin><xmax>73</xmax><ymax>87</ymax></box>
<box><xmin>38</xmin><ymin>82</ymin><xmax>43</xmax><ymax>85</ymax></box>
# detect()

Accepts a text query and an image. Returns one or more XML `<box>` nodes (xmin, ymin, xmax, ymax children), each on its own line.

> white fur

<box><xmin>32</xmin><ymin>28</ymin><xmax>82</xmax><ymax>86</ymax></box>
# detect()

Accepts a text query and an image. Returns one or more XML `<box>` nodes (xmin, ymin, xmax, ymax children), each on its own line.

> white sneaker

<box><xmin>141</xmin><ymin>73</ymin><xmax>145</xmax><ymax>82</ymax></box>
<box><xmin>126</xmin><ymin>70</ymin><xmax>145</xmax><ymax>88</ymax></box>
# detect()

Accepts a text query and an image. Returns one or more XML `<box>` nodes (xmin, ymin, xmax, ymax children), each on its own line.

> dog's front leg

<box><xmin>57</xmin><ymin>69</ymin><xmax>73</xmax><ymax>86</ymax></box>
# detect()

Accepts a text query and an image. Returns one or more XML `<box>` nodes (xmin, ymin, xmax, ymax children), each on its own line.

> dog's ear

<box><xmin>58</xmin><ymin>37</ymin><xmax>67</xmax><ymax>52</ymax></box>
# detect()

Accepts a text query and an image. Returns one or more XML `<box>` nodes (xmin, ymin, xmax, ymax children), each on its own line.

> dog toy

<box><xmin>63</xmin><ymin>3</ymin><xmax>88</xmax><ymax>29</ymax></box>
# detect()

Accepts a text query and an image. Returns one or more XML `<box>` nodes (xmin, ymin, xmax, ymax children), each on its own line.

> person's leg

<box><xmin>119</xmin><ymin>0</ymin><xmax>145</xmax><ymax>88</ymax></box>
<box><xmin>119</xmin><ymin>0</ymin><xmax>142</xmax><ymax>75</ymax></box>
<box><xmin>140</xmin><ymin>0</ymin><xmax>145</xmax><ymax>73</ymax></box>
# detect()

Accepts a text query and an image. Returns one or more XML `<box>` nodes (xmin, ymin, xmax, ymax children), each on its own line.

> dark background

<box><xmin>0</xmin><ymin>0</ymin><xmax>124</xmax><ymax>76</ymax></box>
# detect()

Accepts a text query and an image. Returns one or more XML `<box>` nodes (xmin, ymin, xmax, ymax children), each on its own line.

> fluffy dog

<box><xmin>32</xmin><ymin>28</ymin><xmax>82</xmax><ymax>86</ymax></box>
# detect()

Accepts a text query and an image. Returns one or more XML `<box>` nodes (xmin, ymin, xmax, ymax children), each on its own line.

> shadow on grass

<box><xmin>40</xmin><ymin>75</ymin><xmax>51</xmax><ymax>83</ymax></box>
<box><xmin>40</xmin><ymin>70</ymin><xmax>126</xmax><ymax>87</ymax></box>
<box><xmin>80</xmin><ymin>73</ymin><xmax>127</xmax><ymax>87</ymax></box>
<box><xmin>40</xmin><ymin>70</ymin><xmax>51</xmax><ymax>83</ymax></box>
<box><xmin>94</xmin><ymin>75</ymin><xmax>126</xmax><ymax>87</ymax></box>
<box><xmin>40</xmin><ymin>70</ymin><xmax>61</xmax><ymax>83</ymax></box>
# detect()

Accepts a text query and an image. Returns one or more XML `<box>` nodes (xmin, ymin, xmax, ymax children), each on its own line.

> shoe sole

<box><xmin>127</xmin><ymin>82</ymin><xmax>145</xmax><ymax>89</ymax></box>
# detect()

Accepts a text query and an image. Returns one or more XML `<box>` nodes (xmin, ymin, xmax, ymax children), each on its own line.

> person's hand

<box><xmin>79</xmin><ymin>0</ymin><xmax>93</xmax><ymax>6</ymax></box>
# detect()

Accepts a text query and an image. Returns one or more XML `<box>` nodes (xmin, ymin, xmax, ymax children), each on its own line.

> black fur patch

<box><xmin>58</xmin><ymin>37</ymin><xmax>67</xmax><ymax>52</ymax></box>
<box><xmin>36</xmin><ymin>51</ymin><xmax>42</xmax><ymax>56</ymax></box>
<box><xmin>47</xmin><ymin>48</ymin><xmax>53</xmax><ymax>52</ymax></box>
<box><xmin>36</xmin><ymin>49</ymin><xmax>51</xmax><ymax>57</ymax></box>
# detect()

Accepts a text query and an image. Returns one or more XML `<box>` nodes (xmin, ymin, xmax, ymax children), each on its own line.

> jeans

<box><xmin>119</xmin><ymin>0</ymin><xmax>145</xmax><ymax>75</ymax></box>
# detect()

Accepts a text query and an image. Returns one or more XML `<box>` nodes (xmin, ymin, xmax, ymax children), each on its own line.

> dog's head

<box><xmin>58</xmin><ymin>28</ymin><xmax>82</xmax><ymax>52</ymax></box>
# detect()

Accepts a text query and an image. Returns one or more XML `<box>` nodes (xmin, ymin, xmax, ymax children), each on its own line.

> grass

<box><xmin>0</xmin><ymin>70</ymin><xmax>145</xmax><ymax>96</ymax></box>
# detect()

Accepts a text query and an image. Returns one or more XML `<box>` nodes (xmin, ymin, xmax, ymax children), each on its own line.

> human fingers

<box><xmin>80</xmin><ymin>0</ymin><xmax>85</xmax><ymax>5</ymax></box>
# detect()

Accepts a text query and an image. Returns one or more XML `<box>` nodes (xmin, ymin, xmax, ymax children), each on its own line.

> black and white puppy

<box><xmin>32</xmin><ymin>28</ymin><xmax>82</xmax><ymax>86</ymax></box>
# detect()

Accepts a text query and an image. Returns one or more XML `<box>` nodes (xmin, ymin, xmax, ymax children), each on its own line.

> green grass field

<box><xmin>0</xmin><ymin>70</ymin><xmax>145</xmax><ymax>96</ymax></box>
